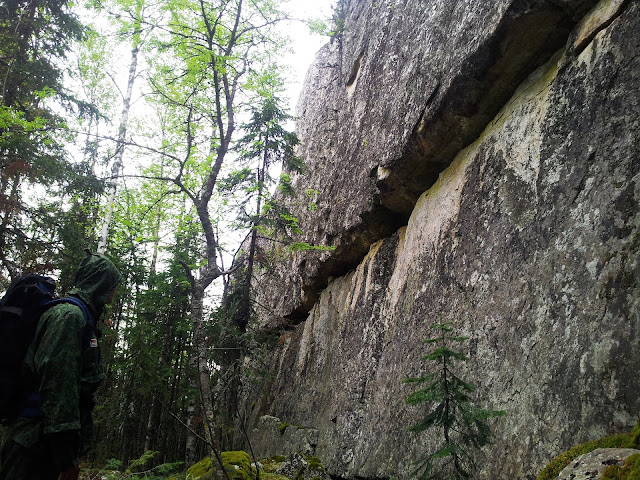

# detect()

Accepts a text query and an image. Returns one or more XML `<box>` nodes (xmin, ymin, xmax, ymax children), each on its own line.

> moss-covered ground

<box><xmin>182</xmin><ymin>451</ymin><xmax>326</xmax><ymax>480</ymax></box>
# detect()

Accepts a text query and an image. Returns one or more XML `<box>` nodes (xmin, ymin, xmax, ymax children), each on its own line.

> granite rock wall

<box><xmin>253</xmin><ymin>0</ymin><xmax>601</xmax><ymax>322</ymax></box>
<box><xmin>243</xmin><ymin>1</ymin><xmax>640</xmax><ymax>478</ymax></box>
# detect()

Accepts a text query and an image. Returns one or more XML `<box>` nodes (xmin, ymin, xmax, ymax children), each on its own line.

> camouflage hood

<box><xmin>68</xmin><ymin>251</ymin><xmax>122</xmax><ymax>320</ymax></box>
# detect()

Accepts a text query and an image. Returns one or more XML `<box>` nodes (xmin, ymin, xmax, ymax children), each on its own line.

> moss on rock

<box><xmin>261</xmin><ymin>473</ymin><xmax>291</xmax><ymax>480</ymax></box>
<box><xmin>302</xmin><ymin>455</ymin><xmax>325</xmax><ymax>473</ymax></box>
<box><xmin>538</xmin><ymin>417</ymin><xmax>640</xmax><ymax>480</ymax></box>
<box><xmin>187</xmin><ymin>451</ymin><xmax>256</xmax><ymax>480</ymax></box>
<box><xmin>187</xmin><ymin>451</ymin><xmax>328</xmax><ymax>480</ymax></box>
<box><xmin>222</xmin><ymin>451</ymin><xmax>256</xmax><ymax>480</ymax></box>
<box><xmin>279</xmin><ymin>422</ymin><xmax>291</xmax><ymax>435</ymax></box>
<box><xmin>631</xmin><ymin>417</ymin><xmax>640</xmax><ymax>449</ymax></box>
<box><xmin>260</xmin><ymin>456</ymin><xmax>287</xmax><ymax>474</ymax></box>
<box><xmin>601</xmin><ymin>453</ymin><xmax>640</xmax><ymax>479</ymax></box>
<box><xmin>187</xmin><ymin>457</ymin><xmax>213</xmax><ymax>480</ymax></box>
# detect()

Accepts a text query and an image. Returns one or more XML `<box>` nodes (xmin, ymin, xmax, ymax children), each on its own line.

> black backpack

<box><xmin>0</xmin><ymin>274</ymin><xmax>92</xmax><ymax>423</ymax></box>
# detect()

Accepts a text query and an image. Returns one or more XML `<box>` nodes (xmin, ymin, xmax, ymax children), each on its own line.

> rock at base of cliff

<box><xmin>555</xmin><ymin>448</ymin><xmax>640</xmax><ymax>479</ymax></box>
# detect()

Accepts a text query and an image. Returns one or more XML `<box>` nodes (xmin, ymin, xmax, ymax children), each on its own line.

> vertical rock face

<box><xmin>254</xmin><ymin>0</ymin><xmax>599</xmax><ymax>321</ymax></box>
<box><xmin>244</xmin><ymin>0</ymin><xmax>640</xmax><ymax>479</ymax></box>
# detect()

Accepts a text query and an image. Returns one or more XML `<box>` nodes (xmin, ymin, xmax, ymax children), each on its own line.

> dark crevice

<box><xmin>424</xmin><ymin>81</ymin><xmax>441</xmax><ymax>110</ymax></box>
<box><xmin>346</xmin><ymin>51</ymin><xmax>364</xmax><ymax>90</ymax></box>
<box><xmin>330</xmin><ymin>476</ymin><xmax>391</xmax><ymax>480</ymax></box>
<box><xmin>278</xmin><ymin>203</ymin><xmax>404</xmax><ymax>329</ymax></box>
<box><xmin>282</xmin><ymin>310</ymin><xmax>309</xmax><ymax>327</ymax></box>
<box><xmin>378</xmin><ymin>2</ymin><xmax>582</xmax><ymax>217</ymax></box>
<box><xmin>543</xmin><ymin>0</ymin><xmax>598</xmax><ymax>21</ymax></box>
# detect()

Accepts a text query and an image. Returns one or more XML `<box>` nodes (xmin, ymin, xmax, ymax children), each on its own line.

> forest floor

<box><xmin>81</xmin><ymin>450</ymin><xmax>329</xmax><ymax>480</ymax></box>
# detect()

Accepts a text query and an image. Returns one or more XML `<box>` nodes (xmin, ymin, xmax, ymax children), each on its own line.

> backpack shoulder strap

<box><xmin>44</xmin><ymin>297</ymin><xmax>94</xmax><ymax>329</ymax></box>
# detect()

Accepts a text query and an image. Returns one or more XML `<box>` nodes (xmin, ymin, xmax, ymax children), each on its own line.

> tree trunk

<box><xmin>192</xmin><ymin>287</ymin><xmax>217</xmax><ymax>448</ymax></box>
<box><xmin>184</xmin><ymin>373</ymin><xmax>199</xmax><ymax>467</ymax></box>
<box><xmin>97</xmin><ymin>7</ymin><xmax>142</xmax><ymax>253</ymax></box>
<box><xmin>143</xmin><ymin>370</ymin><xmax>163</xmax><ymax>452</ymax></box>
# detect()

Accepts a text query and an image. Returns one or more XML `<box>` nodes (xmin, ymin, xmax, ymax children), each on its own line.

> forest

<box><xmin>0</xmin><ymin>0</ymin><xmax>334</xmax><ymax>476</ymax></box>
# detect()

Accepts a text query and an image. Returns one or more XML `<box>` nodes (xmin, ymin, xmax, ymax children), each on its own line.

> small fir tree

<box><xmin>405</xmin><ymin>321</ymin><xmax>505</xmax><ymax>480</ymax></box>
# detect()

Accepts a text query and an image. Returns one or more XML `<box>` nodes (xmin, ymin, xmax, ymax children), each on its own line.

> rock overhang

<box><xmin>255</xmin><ymin>0</ymin><xmax>603</xmax><ymax>325</ymax></box>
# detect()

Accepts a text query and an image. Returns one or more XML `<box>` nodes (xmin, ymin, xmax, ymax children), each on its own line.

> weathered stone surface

<box><xmin>243</xmin><ymin>1</ymin><xmax>640</xmax><ymax>479</ymax></box>
<box><xmin>250</xmin><ymin>416</ymin><xmax>319</xmax><ymax>459</ymax></box>
<box><xmin>253</xmin><ymin>0</ymin><xmax>601</xmax><ymax>322</ymax></box>
<box><xmin>274</xmin><ymin>453</ymin><xmax>330</xmax><ymax>480</ymax></box>
<box><xmin>556</xmin><ymin>448</ymin><xmax>640</xmax><ymax>479</ymax></box>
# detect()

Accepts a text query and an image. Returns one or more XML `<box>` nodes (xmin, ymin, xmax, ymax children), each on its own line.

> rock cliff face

<box><xmin>244</xmin><ymin>0</ymin><xmax>640</xmax><ymax>478</ymax></box>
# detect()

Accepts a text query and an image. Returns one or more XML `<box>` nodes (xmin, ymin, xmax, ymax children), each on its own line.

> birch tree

<box><xmin>89</xmin><ymin>0</ymin><xmax>157</xmax><ymax>254</ymax></box>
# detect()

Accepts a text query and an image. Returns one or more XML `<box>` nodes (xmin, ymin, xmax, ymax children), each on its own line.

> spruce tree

<box><xmin>405</xmin><ymin>322</ymin><xmax>505</xmax><ymax>480</ymax></box>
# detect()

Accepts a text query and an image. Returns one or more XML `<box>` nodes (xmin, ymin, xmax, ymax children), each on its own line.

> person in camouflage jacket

<box><xmin>0</xmin><ymin>252</ymin><xmax>122</xmax><ymax>480</ymax></box>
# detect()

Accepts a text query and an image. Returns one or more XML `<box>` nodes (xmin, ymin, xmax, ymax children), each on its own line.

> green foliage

<box><xmin>405</xmin><ymin>322</ymin><xmax>505</xmax><ymax>480</ymax></box>
<box><xmin>537</xmin><ymin>416</ymin><xmax>640</xmax><ymax>480</ymax></box>
<box><xmin>90</xmin><ymin>452</ymin><xmax>184</xmax><ymax>480</ymax></box>
<box><xmin>235</xmin><ymin>96</ymin><xmax>301</xmax><ymax>174</ymax></box>
<box><xmin>127</xmin><ymin>450</ymin><xmax>161</xmax><ymax>473</ymax></box>
<box><xmin>0</xmin><ymin>0</ymin><xmax>108</xmax><ymax>283</ymax></box>
<box><xmin>0</xmin><ymin>0</ymin><xmax>85</xmax><ymax>111</ymax></box>
<box><xmin>105</xmin><ymin>458</ymin><xmax>124</xmax><ymax>470</ymax></box>
<box><xmin>88</xmin><ymin>177</ymin><xmax>199</xmax><ymax>464</ymax></box>
<box><xmin>307</xmin><ymin>0</ymin><xmax>348</xmax><ymax>39</ymax></box>
<box><xmin>230</xmin><ymin>94</ymin><xmax>302</xmax><ymax>231</ymax></box>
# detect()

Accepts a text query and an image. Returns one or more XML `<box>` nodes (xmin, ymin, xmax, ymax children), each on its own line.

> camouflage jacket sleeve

<box><xmin>27</xmin><ymin>303</ymin><xmax>86</xmax><ymax>434</ymax></box>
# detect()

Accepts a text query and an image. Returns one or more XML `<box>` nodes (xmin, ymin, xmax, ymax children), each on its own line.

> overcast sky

<box><xmin>280</xmin><ymin>1</ymin><xmax>335</xmax><ymax>113</ymax></box>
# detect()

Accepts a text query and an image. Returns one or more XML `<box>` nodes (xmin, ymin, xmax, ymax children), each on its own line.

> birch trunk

<box><xmin>184</xmin><ymin>375</ymin><xmax>199</xmax><ymax>466</ymax></box>
<box><xmin>97</xmin><ymin>6</ymin><xmax>142</xmax><ymax>253</ymax></box>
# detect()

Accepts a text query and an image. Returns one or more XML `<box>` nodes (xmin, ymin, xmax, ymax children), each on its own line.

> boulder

<box><xmin>555</xmin><ymin>448</ymin><xmax>640</xmax><ymax>480</ymax></box>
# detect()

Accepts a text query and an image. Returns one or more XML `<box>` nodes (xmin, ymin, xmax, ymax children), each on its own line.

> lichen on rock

<box><xmin>554</xmin><ymin>449</ymin><xmax>640</xmax><ymax>480</ymax></box>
